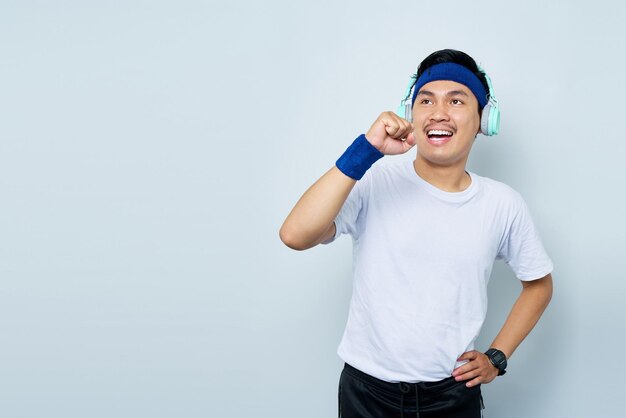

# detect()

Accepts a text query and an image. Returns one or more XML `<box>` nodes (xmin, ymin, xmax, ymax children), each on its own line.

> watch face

<box><xmin>487</xmin><ymin>349</ymin><xmax>506</xmax><ymax>367</ymax></box>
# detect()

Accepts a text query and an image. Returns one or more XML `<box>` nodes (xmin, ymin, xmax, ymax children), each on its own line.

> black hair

<box><xmin>415</xmin><ymin>49</ymin><xmax>490</xmax><ymax>98</ymax></box>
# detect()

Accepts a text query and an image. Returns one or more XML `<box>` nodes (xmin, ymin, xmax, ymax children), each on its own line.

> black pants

<box><xmin>338</xmin><ymin>363</ymin><xmax>483</xmax><ymax>418</ymax></box>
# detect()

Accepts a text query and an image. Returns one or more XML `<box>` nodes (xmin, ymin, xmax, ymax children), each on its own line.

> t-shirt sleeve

<box><xmin>497</xmin><ymin>195</ymin><xmax>554</xmax><ymax>281</ymax></box>
<box><xmin>321</xmin><ymin>169</ymin><xmax>370</xmax><ymax>244</ymax></box>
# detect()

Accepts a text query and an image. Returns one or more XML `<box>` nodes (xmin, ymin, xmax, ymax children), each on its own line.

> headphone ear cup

<box><xmin>396</xmin><ymin>100</ymin><xmax>413</xmax><ymax>122</ymax></box>
<box><xmin>488</xmin><ymin>105</ymin><xmax>500</xmax><ymax>136</ymax></box>
<box><xmin>480</xmin><ymin>103</ymin><xmax>501</xmax><ymax>136</ymax></box>
<box><xmin>405</xmin><ymin>101</ymin><xmax>413</xmax><ymax>122</ymax></box>
<box><xmin>480</xmin><ymin>103</ymin><xmax>492</xmax><ymax>135</ymax></box>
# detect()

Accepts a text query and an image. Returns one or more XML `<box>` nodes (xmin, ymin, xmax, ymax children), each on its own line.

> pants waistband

<box><xmin>343</xmin><ymin>363</ymin><xmax>461</xmax><ymax>397</ymax></box>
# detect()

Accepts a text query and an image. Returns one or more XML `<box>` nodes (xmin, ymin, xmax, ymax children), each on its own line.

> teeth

<box><xmin>428</xmin><ymin>130</ymin><xmax>453</xmax><ymax>136</ymax></box>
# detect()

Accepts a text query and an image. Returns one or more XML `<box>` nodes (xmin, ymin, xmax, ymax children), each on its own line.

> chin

<box><xmin>418</xmin><ymin>152</ymin><xmax>468</xmax><ymax>168</ymax></box>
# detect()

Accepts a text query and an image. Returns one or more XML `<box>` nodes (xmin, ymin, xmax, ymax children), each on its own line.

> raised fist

<box><xmin>365</xmin><ymin>111</ymin><xmax>416</xmax><ymax>155</ymax></box>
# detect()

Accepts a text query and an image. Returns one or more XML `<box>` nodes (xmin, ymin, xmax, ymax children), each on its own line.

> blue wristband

<box><xmin>336</xmin><ymin>134</ymin><xmax>384</xmax><ymax>180</ymax></box>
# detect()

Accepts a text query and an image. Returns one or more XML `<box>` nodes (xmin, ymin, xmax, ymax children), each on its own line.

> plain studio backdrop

<box><xmin>1</xmin><ymin>1</ymin><xmax>625</xmax><ymax>417</ymax></box>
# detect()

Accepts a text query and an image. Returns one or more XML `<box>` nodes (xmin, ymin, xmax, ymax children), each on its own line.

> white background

<box><xmin>1</xmin><ymin>1</ymin><xmax>625</xmax><ymax>417</ymax></box>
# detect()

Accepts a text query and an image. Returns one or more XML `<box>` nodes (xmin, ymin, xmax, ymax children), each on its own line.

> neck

<box><xmin>413</xmin><ymin>156</ymin><xmax>471</xmax><ymax>192</ymax></box>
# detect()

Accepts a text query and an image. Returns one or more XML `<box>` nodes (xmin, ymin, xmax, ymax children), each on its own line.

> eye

<box><xmin>451</xmin><ymin>99</ymin><xmax>464</xmax><ymax>105</ymax></box>
<box><xmin>420</xmin><ymin>99</ymin><xmax>432</xmax><ymax>105</ymax></box>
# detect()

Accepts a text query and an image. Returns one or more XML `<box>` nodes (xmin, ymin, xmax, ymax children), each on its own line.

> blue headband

<box><xmin>411</xmin><ymin>62</ymin><xmax>488</xmax><ymax>109</ymax></box>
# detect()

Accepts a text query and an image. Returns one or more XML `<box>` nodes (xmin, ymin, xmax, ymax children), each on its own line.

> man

<box><xmin>279</xmin><ymin>49</ymin><xmax>553</xmax><ymax>417</ymax></box>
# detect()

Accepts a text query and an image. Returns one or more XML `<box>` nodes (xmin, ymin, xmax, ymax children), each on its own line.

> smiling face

<box><xmin>412</xmin><ymin>80</ymin><xmax>481</xmax><ymax>170</ymax></box>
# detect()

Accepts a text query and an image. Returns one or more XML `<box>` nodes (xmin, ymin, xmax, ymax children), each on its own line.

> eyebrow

<box><xmin>416</xmin><ymin>90</ymin><xmax>470</xmax><ymax>97</ymax></box>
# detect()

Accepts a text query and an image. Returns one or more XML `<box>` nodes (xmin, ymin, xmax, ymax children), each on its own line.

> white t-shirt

<box><xmin>327</xmin><ymin>159</ymin><xmax>553</xmax><ymax>383</ymax></box>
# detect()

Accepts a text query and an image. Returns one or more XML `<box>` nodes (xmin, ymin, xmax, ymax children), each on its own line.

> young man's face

<box><xmin>412</xmin><ymin>80</ymin><xmax>481</xmax><ymax>169</ymax></box>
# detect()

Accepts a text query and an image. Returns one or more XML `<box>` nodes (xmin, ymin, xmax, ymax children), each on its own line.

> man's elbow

<box><xmin>279</xmin><ymin>224</ymin><xmax>312</xmax><ymax>251</ymax></box>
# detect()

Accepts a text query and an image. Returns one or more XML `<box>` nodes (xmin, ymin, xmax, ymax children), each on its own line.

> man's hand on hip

<box><xmin>452</xmin><ymin>350</ymin><xmax>499</xmax><ymax>388</ymax></box>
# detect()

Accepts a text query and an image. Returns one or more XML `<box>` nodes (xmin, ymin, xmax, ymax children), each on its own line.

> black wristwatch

<box><xmin>484</xmin><ymin>348</ymin><xmax>507</xmax><ymax>376</ymax></box>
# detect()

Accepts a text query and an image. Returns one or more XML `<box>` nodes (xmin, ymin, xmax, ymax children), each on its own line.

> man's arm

<box><xmin>453</xmin><ymin>273</ymin><xmax>553</xmax><ymax>387</ymax></box>
<box><xmin>489</xmin><ymin>273</ymin><xmax>553</xmax><ymax>358</ymax></box>
<box><xmin>279</xmin><ymin>167</ymin><xmax>355</xmax><ymax>251</ymax></box>
<box><xmin>279</xmin><ymin>112</ymin><xmax>415</xmax><ymax>251</ymax></box>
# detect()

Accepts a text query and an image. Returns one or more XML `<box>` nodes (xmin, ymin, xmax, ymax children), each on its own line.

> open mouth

<box><xmin>427</xmin><ymin>129</ymin><xmax>454</xmax><ymax>140</ymax></box>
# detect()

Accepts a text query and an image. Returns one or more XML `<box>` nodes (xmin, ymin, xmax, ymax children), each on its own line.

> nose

<box><xmin>429</xmin><ymin>102</ymin><xmax>450</xmax><ymax>122</ymax></box>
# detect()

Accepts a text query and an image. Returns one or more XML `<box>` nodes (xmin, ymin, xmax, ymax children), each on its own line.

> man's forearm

<box><xmin>489</xmin><ymin>273</ymin><xmax>553</xmax><ymax>358</ymax></box>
